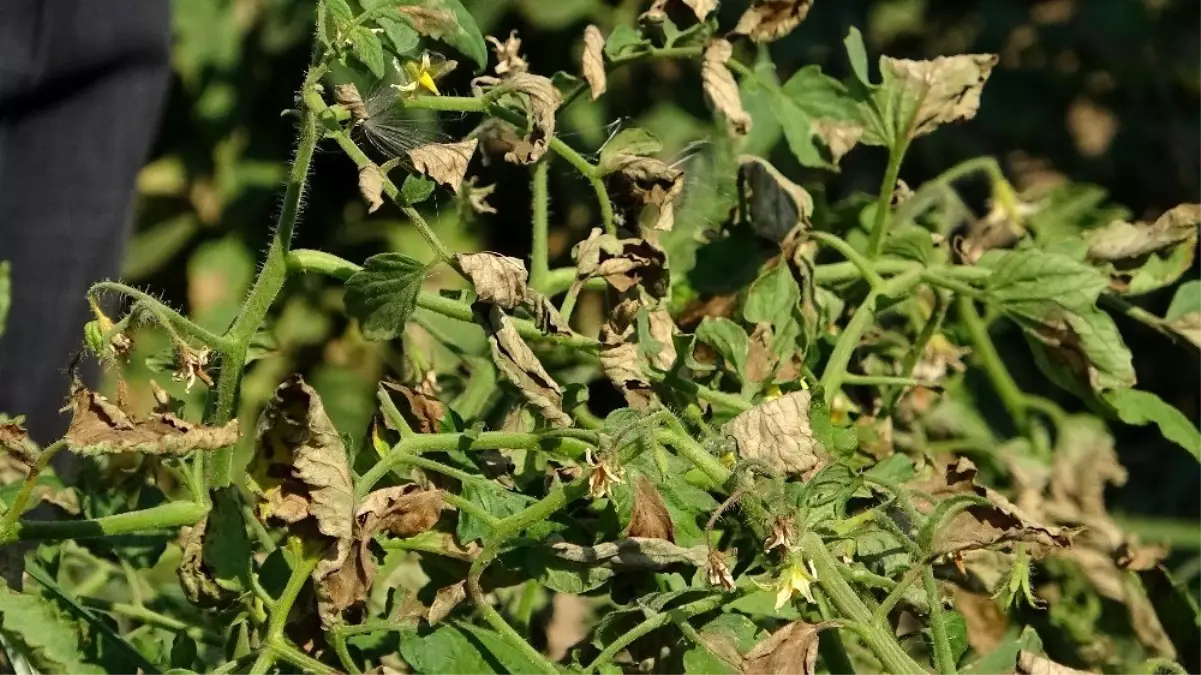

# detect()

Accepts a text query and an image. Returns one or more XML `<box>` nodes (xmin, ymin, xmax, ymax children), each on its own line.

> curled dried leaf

<box><xmin>0</xmin><ymin>420</ymin><xmax>38</xmax><ymax>467</ymax></box>
<box><xmin>428</xmin><ymin>581</ymin><xmax>467</xmax><ymax>625</ymax></box>
<box><xmin>457</xmin><ymin>252</ymin><xmax>531</xmax><ymax>308</ymax></box>
<box><xmin>733</xmin><ymin>0</ymin><xmax>814</xmax><ymax>43</ymax></box>
<box><xmin>702</xmin><ymin>39</ymin><xmax>752</xmax><ymax>136</ymax></box>
<box><xmin>812</xmin><ymin>119</ymin><xmax>864</xmax><ymax>164</ymax></box>
<box><xmin>1016</xmin><ymin>651</ymin><xmax>1096</xmax><ymax>675</ymax></box>
<box><xmin>582</xmin><ymin>25</ymin><xmax>607</xmax><ymax>101</ymax></box>
<box><xmin>408</xmin><ymin>139</ymin><xmax>478</xmax><ymax>193</ymax></box>
<box><xmin>357</xmin><ymin>484</ymin><xmax>444</xmax><ymax>538</ymax></box>
<box><xmin>65</xmin><ymin>383</ymin><xmax>239</xmax><ymax>456</ymax></box>
<box><xmin>627</xmin><ymin>477</ymin><xmax>675</xmax><ymax>541</ymax></box>
<box><xmin>484</xmin><ymin>307</ymin><xmax>572</xmax><ymax>427</ymax></box>
<box><xmin>478</xmin><ymin>73</ymin><xmax>562</xmax><ymax>164</ymax></box>
<box><xmin>380</xmin><ymin>381</ymin><xmax>445</xmax><ymax>435</ymax></box>
<box><xmin>177</xmin><ymin>518</ymin><xmax>233</xmax><ymax>607</ymax></box>
<box><xmin>573</xmin><ymin>229</ymin><xmax>669</xmax><ymax>296</ymax></box>
<box><xmin>738</xmin><ymin>155</ymin><xmax>813</xmax><ymax>244</ymax></box>
<box><xmin>882</xmin><ymin>53</ymin><xmax>999</xmax><ymax>140</ymax></box>
<box><xmin>599</xmin><ymin>298</ymin><xmax>678</xmax><ymax>410</ymax></box>
<box><xmin>487</xmin><ymin>31</ymin><xmax>528</xmax><ymax>77</ymax></box>
<box><xmin>334</xmin><ymin>83</ymin><xmax>368</xmax><ymax>121</ymax></box>
<box><xmin>1085</xmin><ymin>203</ymin><xmax>1200</xmax><ymax>262</ymax></box>
<box><xmin>742</xmin><ymin>621</ymin><xmax>827</xmax><ymax>675</ymax></box>
<box><xmin>603</xmin><ymin>156</ymin><xmax>684</xmax><ymax>231</ymax></box>
<box><xmin>359</xmin><ymin>164</ymin><xmax>385</xmax><ymax>213</ymax></box>
<box><xmin>724</xmin><ymin>390</ymin><xmax>824</xmax><ymax>477</ymax></box>
<box><xmin>250</xmin><ymin>376</ymin><xmax>355</xmax><ymax>626</ymax></box>
<box><xmin>465</xmin><ymin>178</ymin><xmax>498</xmax><ymax>214</ymax></box>
<box><xmin>707</xmin><ymin>549</ymin><xmax>737</xmax><ymax>592</ymax></box>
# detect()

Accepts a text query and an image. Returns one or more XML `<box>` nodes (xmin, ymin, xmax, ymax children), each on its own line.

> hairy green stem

<box><xmin>250</xmin><ymin>542</ymin><xmax>324</xmax><ymax>674</ymax></box>
<box><xmin>1</xmin><ymin>500</ymin><xmax>207</xmax><ymax>545</ymax></box>
<box><xmin>923</xmin><ymin>566</ymin><xmax>957</xmax><ymax>674</ymax></box>
<box><xmin>956</xmin><ymin>296</ymin><xmax>1027</xmax><ymax>431</ymax></box>
<box><xmin>0</xmin><ymin>440</ymin><xmax>64</xmax><ymax>535</ymax></box>
<box><xmin>80</xmin><ymin>597</ymin><xmax>214</xmax><ymax>643</ymax></box>
<box><xmin>811</xmin><ymin>231</ymin><xmax>885</xmax><ymax>290</ymax></box>
<box><xmin>585</xmin><ymin>595</ymin><xmax>727</xmax><ymax>674</ymax></box>
<box><xmin>88</xmin><ymin>282</ymin><xmax>232</xmax><ymax>351</ymax></box>
<box><xmin>866</xmin><ymin>139</ymin><xmax>911</xmax><ymax>259</ymax></box>
<box><xmin>530</xmin><ymin>159</ymin><xmax>551</xmax><ymax>291</ymax></box>
<box><xmin>821</xmin><ymin>290</ymin><xmax>881</xmax><ymax>404</ymax></box>
<box><xmin>842</xmin><ymin>373</ymin><xmax>925</xmax><ymax>388</ymax></box>
<box><xmin>881</xmin><ymin>290</ymin><xmax>949</xmax><ymax>416</ymax></box>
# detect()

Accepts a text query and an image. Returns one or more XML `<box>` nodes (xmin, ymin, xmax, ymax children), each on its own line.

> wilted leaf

<box><xmin>627</xmin><ymin>477</ymin><xmax>675</xmax><ymax>541</ymax></box>
<box><xmin>394</xmin><ymin>0</ymin><xmax>488</xmax><ymax>70</ymax></box>
<box><xmin>0</xmin><ymin>582</ymin><xmax>101</xmax><ymax>673</ymax></box>
<box><xmin>702</xmin><ymin>39</ymin><xmax>752</xmax><ymax>136</ymax></box>
<box><xmin>1165</xmin><ymin>280</ymin><xmax>1201</xmax><ymax>347</ymax></box>
<box><xmin>738</xmin><ymin>155</ymin><xmax>813</xmax><ymax>243</ymax></box>
<box><xmin>457</xmin><ymin>252</ymin><xmax>530</xmax><ymax>308</ymax></box>
<box><xmin>1015</xmin><ymin>651</ymin><xmax>1095</xmax><ymax>675</ymax></box>
<box><xmin>428</xmin><ymin>581</ymin><xmax>467</xmax><ymax>625</ymax></box>
<box><xmin>64</xmin><ymin>383</ymin><xmax>238</xmax><ymax>456</ymax></box>
<box><xmin>250</xmin><ymin>376</ymin><xmax>355</xmax><ymax>626</ymax></box>
<box><xmin>465</xmin><ymin>178</ymin><xmax>498</xmax><ymax>214</ymax></box>
<box><xmin>582</xmin><ymin>25</ymin><xmax>606</xmax><ymax>100</ymax></box>
<box><xmin>178</xmin><ymin>518</ymin><xmax>231</xmax><ymax>607</ymax></box>
<box><xmin>724</xmin><ymin>390</ymin><xmax>824</xmax><ymax>477</ymax></box>
<box><xmin>733</xmin><ymin>0</ymin><xmax>814</xmax><ymax>43</ymax></box>
<box><xmin>1085</xmin><ymin>203</ymin><xmax>1200</xmax><ymax>261</ymax></box>
<box><xmin>573</xmin><ymin>229</ymin><xmax>669</xmax><ymax>296</ymax></box>
<box><xmin>334</xmin><ymin>83</ymin><xmax>368</xmax><ymax>121</ymax></box>
<box><xmin>484</xmin><ymin>307</ymin><xmax>571</xmax><ymax>427</ymax></box>
<box><xmin>480</xmin><ymin>73</ymin><xmax>561</xmax><ymax>163</ymax></box>
<box><xmin>359</xmin><ymin>164</ymin><xmax>384</xmax><ymax>213</ymax></box>
<box><xmin>408</xmin><ymin>139</ymin><xmax>477</xmax><ymax>193</ymax></box>
<box><xmin>357</xmin><ymin>484</ymin><xmax>444</xmax><ymax>538</ymax></box>
<box><xmin>767</xmin><ymin>66</ymin><xmax>861</xmax><ymax>168</ymax></box>
<box><xmin>178</xmin><ymin>488</ymin><xmax>251</xmax><ymax>608</ymax></box>
<box><xmin>0</xmin><ymin>419</ymin><xmax>38</xmax><ymax>466</ymax></box>
<box><xmin>548</xmin><ymin>537</ymin><xmax>709</xmax><ymax>569</ymax></box>
<box><xmin>344</xmin><ymin>253</ymin><xmax>428</xmax><ymax>341</ymax></box>
<box><xmin>486</xmin><ymin>30</ymin><xmax>528</xmax><ymax>76</ymax></box>
<box><xmin>696</xmin><ymin>317</ymin><xmax>750</xmax><ymax>377</ymax></box>
<box><xmin>380</xmin><ymin>380</ymin><xmax>445</xmax><ymax>434</ymax></box>
<box><xmin>742</xmin><ymin>621</ymin><xmax>825</xmax><ymax>675</ymax></box>
<box><xmin>600</xmin><ymin>298</ymin><xmax>678</xmax><ymax>410</ymax></box>
<box><xmin>811</xmin><ymin>119</ymin><xmax>864</xmax><ymax>164</ymax></box>
<box><xmin>877</xmin><ymin>53</ymin><xmax>998</xmax><ymax>142</ymax></box>
<box><xmin>909</xmin><ymin>457</ymin><xmax>1069</xmax><ymax>557</ymax></box>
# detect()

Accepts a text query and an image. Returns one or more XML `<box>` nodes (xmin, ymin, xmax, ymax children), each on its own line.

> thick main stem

<box><xmin>530</xmin><ymin>159</ymin><xmax>550</xmax><ymax>291</ymax></box>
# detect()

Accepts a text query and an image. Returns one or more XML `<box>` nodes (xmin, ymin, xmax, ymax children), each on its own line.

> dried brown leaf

<box><xmin>380</xmin><ymin>380</ymin><xmax>445</xmax><ymax>435</ymax></box>
<box><xmin>724</xmin><ymin>390</ymin><xmax>823</xmax><ymax>476</ymax></box>
<box><xmin>549</xmin><ymin>537</ymin><xmax>709</xmax><ymax>569</ymax></box>
<box><xmin>1085</xmin><ymin>203</ymin><xmax>1201</xmax><ymax>262</ymax></box>
<box><xmin>0</xmin><ymin>420</ymin><xmax>38</xmax><ymax>467</ymax></box>
<box><xmin>251</xmin><ymin>376</ymin><xmax>355</xmax><ymax>626</ymax></box>
<box><xmin>812</xmin><ymin>119</ymin><xmax>864</xmax><ymax>164</ymax></box>
<box><xmin>466</xmin><ymin>178</ymin><xmax>498</xmax><ymax>214</ymax></box>
<box><xmin>882</xmin><ymin>54</ymin><xmax>999</xmax><ymax>139</ymax></box>
<box><xmin>582</xmin><ymin>25</ymin><xmax>607</xmax><ymax>100</ymax></box>
<box><xmin>603</xmin><ymin>157</ymin><xmax>684</xmax><ymax>231</ymax></box>
<box><xmin>65</xmin><ymin>383</ymin><xmax>239</xmax><ymax>456</ymax></box>
<box><xmin>177</xmin><ymin>517</ymin><xmax>234</xmax><ymax>607</ymax></box>
<box><xmin>739</xmin><ymin>155</ymin><xmax>813</xmax><ymax>243</ymax></box>
<box><xmin>480</xmin><ymin>73</ymin><xmax>562</xmax><ymax>164</ymax></box>
<box><xmin>457</xmin><ymin>252</ymin><xmax>531</xmax><ymax>309</ymax></box>
<box><xmin>742</xmin><ymin>621</ymin><xmax>826</xmax><ymax>675</ymax></box>
<box><xmin>487</xmin><ymin>31</ymin><xmax>528</xmax><ymax>77</ymax></box>
<box><xmin>359</xmin><ymin>164</ymin><xmax>384</xmax><ymax>213</ymax></box>
<box><xmin>428</xmin><ymin>581</ymin><xmax>467</xmax><ymax>625</ymax></box>
<box><xmin>702</xmin><ymin>39</ymin><xmax>752</xmax><ymax>136</ymax></box>
<box><xmin>598</xmin><ymin>297</ymin><xmax>676</xmax><ymax>410</ymax></box>
<box><xmin>408</xmin><ymin>139</ymin><xmax>478</xmax><ymax>193</ymax></box>
<box><xmin>334</xmin><ymin>83</ymin><xmax>368</xmax><ymax>121</ymax></box>
<box><xmin>1016</xmin><ymin>651</ymin><xmax>1096</xmax><ymax>675</ymax></box>
<box><xmin>484</xmin><ymin>307</ymin><xmax>571</xmax><ymax>427</ymax></box>
<box><xmin>357</xmin><ymin>484</ymin><xmax>445</xmax><ymax>538</ymax></box>
<box><xmin>627</xmin><ymin>477</ymin><xmax>675</xmax><ymax>541</ymax></box>
<box><xmin>733</xmin><ymin>0</ymin><xmax>814</xmax><ymax>43</ymax></box>
<box><xmin>573</xmin><ymin>228</ymin><xmax>669</xmax><ymax>296</ymax></box>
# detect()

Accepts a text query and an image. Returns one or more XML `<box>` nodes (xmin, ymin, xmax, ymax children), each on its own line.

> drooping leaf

<box><xmin>696</xmin><ymin>317</ymin><xmax>750</xmax><ymax>377</ymax></box>
<box><xmin>486</xmin><ymin>30</ymin><xmax>529</xmax><ymax>76</ymax></box>
<box><xmin>63</xmin><ymin>383</ymin><xmax>239</xmax><ymax>456</ymax></box>
<box><xmin>1102</xmin><ymin>388</ymin><xmax>1201</xmax><ymax>461</ymax></box>
<box><xmin>344</xmin><ymin>253</ymin><xmax>428</xmax><ymax>341</ymax></box>
<box><xmin>573</xmin><ymin>229</ymin><xmax>669</xmax><ymax>297</ymax></box>
<box><xmin>358</xmin><ymin>163</ymin><xmax>384</xmax><ymax>213</ymax></box>
<box><xmin>408</xmin><ymin>139</ymin><xmax>477</xmax><ymax>193</ymax></box>
<box><xmin>1164</xmin><ymin>280</ymin><xmax>1201</xmax><ymax>347</ymax></box>
<box><xmin>483</xmin><ymin>307</ymin><xmax>571</xmax><ymax>427</ymax></box>
<box><xmin>428</xmin><ymin>581</ymin><xmax>467</xmax><ymax>625</ymax></box>
<box><xmin>479</xmin><ymin>73</ymin><xmax>562</xmax><ymax>163</ymax></box>
<box><xmin>871</xmin><ymin>53</ymin><xmax>998</xmax><ymax>145</ymax></box>
<box><xmin>626</xmin><ymin>476</ymin><xmax>675</xmax><ymax>541</ymax></box>
<box><xmin>702</xmin><ymin>39</ymin><xmax>751</xmax><ymax>136</ymax></box>
<box><xmin>738</xmin><ymin>156</ymin><xmax>813</xmax><ymax>243</ymax></box>
<box><xmin>743</xmin><ymin>265</ymin><xmax>801</xmax><ymax>329</ymax></box>
<box><xmin>742</xmin><ymin>621</ymin><xmax>826</xmax><ymax>675</ymax></box>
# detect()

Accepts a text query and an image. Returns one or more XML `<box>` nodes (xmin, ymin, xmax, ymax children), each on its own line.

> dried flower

<box><xmin>764</xmin><ymin>516</ymin><xmax>795</xmax><ymax>554</ymax></box>
<box><xmin>585</xmin><ymin>449</ymin><xmax>624</xmax><ymax>500</ymax></box>
<box><xmin>172</xmin><ymin>345</ymin><xmax>214</xmax><ymax>392</ymax></box>
<box><xmin>707</xmin><ymin>549</ymin><xmax>737</xmax><ymax>592</ymax></box>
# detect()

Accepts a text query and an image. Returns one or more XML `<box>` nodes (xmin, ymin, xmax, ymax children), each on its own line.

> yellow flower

<box><xmin>392</xmin><ymin>53</ymin><xmax>441</xmax><ymax>96</ymax></box>
<box><xmin>774</xmin><ymin>557</ymin><xmax>818</xmax><ymax>610</ymax></box>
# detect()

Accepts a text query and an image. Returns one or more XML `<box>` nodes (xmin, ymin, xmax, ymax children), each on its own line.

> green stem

<box><xmin>514</xmin><ymin>581</ymin><xmax>540</xmax><ymax>637</ymax></box>
<box><xmin>285</xmin><ymin>249</ymin><xmax>601</xmax><ymax>351</ymax></box>
<box><xmin>882</xmin><ymin>290</ymin><xmax>949</xmax><ymax>416</ymax></box>
<box><xmin>873</xmin><ymin>568</ymin><xmax>922</xmax><ymax>626</ymax></box>
<box><xmin>1</xmin><ymin>501</ymin><xmax>207</xmax><ymax>545</ymax></box>
<box><xmin>842</xmin><ymin>374</ymin><xmax>925</xmax><ymax>388</ymax></box>
<box><xmin>251</xmin><ymin>542</ymin><xmax>324</xmax><ymax>674</ymax></box>
<box><xmin>821</xmin><ymin>290</ymin><xmax>881</xmax><ymax>405</ymax></box>
<box><xmin>80</xmin><ymin>597</ymin><xmax>214</xmax><ymax>643</ymax></box>
<box><xmin>890</xmin><ymin>156</ymin><xmax>1007</xmax><ymax>233</ymax></box>
<box><xmin>657</xmin><ymin>428</ymin><xmax>730</xmax><ymax>486</ymax></box>
<box><xmin>923</xmin><ymin>566</ymin><xmax>956</xmax><ymax>674</ymax></box>
<box><xmin>585</xmin><ymin>595</ymin><xmax>727</xmax><ymax>674</ymax></box>
<box><xmin>272</xmin><ymin>640</ymin><xmax>336</xmax><ymax>674</ymax></box>
<box><xmin>800</xmin><ymin>532</ymin><xmax>926</xmax><ymax>675</ymax></box>
<box><xmin>956</xmin><ymin>296</ymin><xmax>1027</xmax><ymax>430</ymax></box>
<box><xmin>88</xmin><ymin>283</ymin><xmax>232</xmax><ymax>352</ymax></box>
<box><xmin>652</xmin><ymin>371</ymin><xmax>752</xmax><ymax>413</ymax></box>
<box><xmin>590</xmin><ymin>176</ymin><xmax>616</xmax><ymax>235</ymax></box>
<box><xmin>0</xmin><ymin>441</ymin><xmax>64</xmax><ymax>536</ymax></box>
<box><xmin>866</xmin><ymin>139</ymin><xmax>911</xmax><ymax>259</ymax></box>
<box><xmin>530</xmin><ymin>159</ymin><xmax>551</xmax><ymax>291</ymax></box>
<box><xmin>811</xmin><ymin>231</ymin><xmax>885</xmax><ymax>290</ymax></box>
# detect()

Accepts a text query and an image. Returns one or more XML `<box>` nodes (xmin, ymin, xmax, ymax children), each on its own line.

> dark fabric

<box><xmin>0</xmin><ymin>1</ymin><xmax>171</xmax><ymax>443</ymax></box>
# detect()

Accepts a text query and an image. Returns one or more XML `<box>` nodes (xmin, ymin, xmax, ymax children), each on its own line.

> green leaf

<box><xmin>603</xmin><ymin>24</ymin><xmax>650</xmax><ymax>60</ymax></box>
<box><xmin>203</xmin><ymin>488</ymin><xmax>252</xmax><ymax>592</ymax></box>
<box><xmin>1166</xmin><ymin>280</ymin><xmax>1201</xmax><ymax>322</ymax></box>
<box><xmin>1103</xmin><ymin>388</ymin><xmax>1201</xmax><ymax>461</ymax></box>
<box><xmin>844</xmin><ymin>27</ymin><xmax>871</xmax><ymax>87</ymax></box>
<box><xmin>739</xmin><ymin>52</ymin><xmax>783</xmax><ymax>157</ymax></box>
<box><xmin>456</xmin><ymin>483</ymin><xmax>524</xmax><ymax>543</ymax></box>
<box><xmin>395</xmin><ymin>0</ymin><xmax>488</xmax><ymax>70</ymax></box>
<box><xmin>398</xmin><ymin>624</ymin><xmax>499</xmax><ymax>674</ymax></box>
<box><xmin>696</xmin><ymin>317</ymin><xmax>750</xmax><ymax>377</ymax></box>
<box><xmin>983</xmin><ymin>249</ymin><xmax>1108</xmax><ymax>317</ymax></box>
<box><xmin>348</xmin><ymin>26</ymin><xmax>387</xmax><ymax>77</ymax></box>
<box><xmin>1024</xmin><ymin>304</ymin><xmax>1135</xmax><ymax>395</ymax></box>
<box><xmin>808</xmin><ymin>395</ymin><xmax>858</xmax><ymax>458</ymax></box>
<box><xmin>526</xmin><ymin>552</ymin><xmax>614</xmax><ymax>593</ymax></box>
<box><xmin>324</xmin><ymin>0</ymin><xmax>355</xmax><ymax>26</ymax></box>
<box><xmin>0</xmin><ymin>261</ymin><xmax>9</xmax><ymax>338</ymax></box>
<box><xmin>377</xmin><ymin>16</ymin><xmax>420</xmax><ymax>55</ymax></box>
<box><xmin>854</xmin><ymin>529</ymin><xmax>909</xmax><ymax>577</ymax></box>
<box><xmin>864</xmin><ymin>454</ymin><xmax>915</xmax><ymax>484</ymax></box>
<box><xmin>882</xmin><ymin>224</ymin><xmax>936</xmax><ymax>264</ymax></box>
<box><xmin>0</xmin><ymin>584</ymin><xmax>102</xmax><ymax>674</ymax></box>
<box><xmin>961</xmin><ymin>626</ymin><xmax>1043</xmax><ymax>675</ymax></box>
<box><xmin>402</xmin><ymin>174</ymin><xmax>437</xmax><ymax>204</ymax></box>
<box><xmin>768</xmin><ymin>66</ymin><xmax>860</xmax><ymax>168</ymax></box>
<box><xmin>743</xmin><ymin>265</ymin><xmax>801</xmax><ymax>327</ymax></box>
<box><xmin>455</xmin><ymin>623</ymin><xmax>548</xmax><ymax>675</ymax></box>
<box><xmin>598</xmin><ymin>128</ymin><xmax>663</xmax><ymax>174</ymax></box>
<box><xmin>344</xmin><ymin>253</ymin><xmax>427</xmax><ymax>341</ymax></box>
<box><xmin>1115</xmin><ymin>240</ymin><xmax>1197</xmax><ymax>296</ymax></box>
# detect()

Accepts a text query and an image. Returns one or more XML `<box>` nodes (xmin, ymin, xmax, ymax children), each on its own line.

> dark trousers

<box><xmin>0</xmin><ymin>1</ymin><xmax>172</xmax><ymax>443</ymax></box>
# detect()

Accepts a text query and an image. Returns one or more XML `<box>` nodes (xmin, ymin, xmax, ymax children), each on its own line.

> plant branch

<box><xmin>956</xmin><ymin>295</ymin><xmax>1027</xmax><ymax>431</ymax></box>
<box><xmin>923</xmin><ymin>566</ymin><xmax>957</xmax><ymax>674</ymax></box>
<box><xmin>0</xmin><ymin>501</ymin><xmax>207</xmax><ymax>545</ymax></box>
<box><xmin>529</xmin><ymin>159</ymin><xmax>551</xmax><ymax>291</ymax></box>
